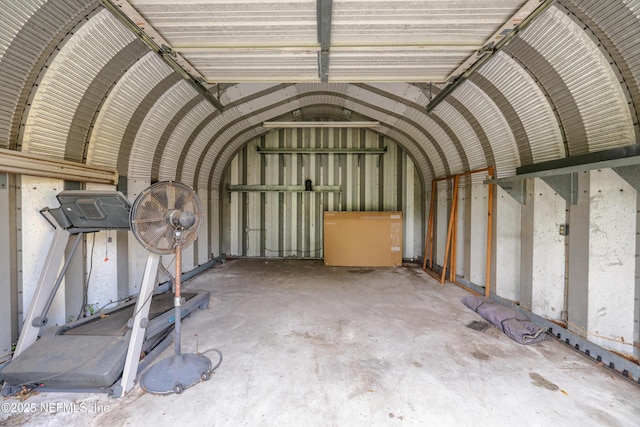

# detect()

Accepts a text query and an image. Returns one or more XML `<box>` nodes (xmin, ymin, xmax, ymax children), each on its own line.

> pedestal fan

<box><xmin>131</xmin><ymin>181</ymin><xmax>211</xmax><ymax>394</ymax></box>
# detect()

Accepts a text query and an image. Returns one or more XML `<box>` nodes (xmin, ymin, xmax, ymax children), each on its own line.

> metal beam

<box><xmin>99</xmin><ymin>0</ymin><xmax>224</xmax><ymax>112</ymax></box>
<box><xmin>487</xmin><ymin>145</ymin><xmax>640</xmax><ymax>203</ymax></box>
<box><xmin>0</xmin><ymin>148</ymin><xmax>118</xmax><ymax>184</ymax></box>
<box><xmin>517</xmin><ymin>144</ymin><xmax>640</xmax><ymax>175</ymax></box>
<box><xmin>317</xmin><ymin>0</ymin><xmax>333</xmax><ymax>83</ymax></box>
<box><xmin>487</xmin><ymin>148</ymin><xmax>640</xmax><ymax>185</ymax></box>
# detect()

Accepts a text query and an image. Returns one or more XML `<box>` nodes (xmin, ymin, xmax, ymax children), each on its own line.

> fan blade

<box><xmin>151</xmin><ymin>187</ymin><xmax>168</xmax><ymax>211</ymax></box>
<box><xmin>145</xmin><ymin>192</ymin><xmax>168</xmax><ymax>213</ymax></box>
<box><xmin>166</xmin><ymin>182</ymin><xmax>176</xmax><ymax>209</ymax></box>
<box><xmin>174</xmin><ymin>189</ymin><xmax>193</xmax><ymax>210</ymax></box>
<box><xmin>131</xmin><ymin>216</ymin><xmax>165</xmax><ymax>224</ymax></box>
<box><xmin>140</xmin><ymin>221</ymin><xmax>171</xmax><ymax>248</ymax></box>
<box><xmin>130</xmin><ymin>181</ymin><xmax>202</xmax><ymax>254</ymax></box>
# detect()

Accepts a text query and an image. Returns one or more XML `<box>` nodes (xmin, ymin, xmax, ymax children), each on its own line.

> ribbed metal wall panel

<box><xmin>306</xmin><ymin>84</ymin><xmax>434</xmax><ymax>183</ymax></box>
<box><xmin>365</xmin><ymin>83</ymin><xmax>424</xmax><ymax>104</ymax></box>
<box><xmin>87</xmin><ymin>52</ymin><xmax>173</xmax><ymax>170</ymax></box>
<box><xmin>338</xmin><ymin>100</ymin><xmax>434</xmax><ymax>180</ymax></box>
<box><xmin>300</xmin><ymin>92</ymin><xmax>344</xmax><ymax>107</ymax></box>
<box><xmin>0</xmin><ymin>0</ymin><xmax>98</xmax><ymax>148</ymax></box>
<box><xmin>196</xmin><ymin>107</ymin><xmax>252</xmax><ymax>188</ymax></box>
<box><xmin>220</xmin><ymin>83</ymin><xmax>284</xmax><ymax>105</ymax></box>
<box><xmin>21</xmin><ymin>10</ymin><xmax>136</xmax><ymax>159</ymax></box>
<box><xmin>412</xmin><ymin>83</ymin><xmax>445</xmax><ymax>108</ymax></box>
<box><xmin>346</xmin><ymin>85</ymin><xmax>407</xmax><ymax>115</ymax></box>
<box><xmin>204</xmin><ymin>104</ymin><xmax>306</xmax><ymax>189</ymax></box>
<box><xmin>564</xmin><ymin>0</ymin><xmax>640</xmax><ymax>136</ymax></box>
<box><xmin>158</xmin><ymin>100</ymin><xmax>215</xmax><ymax>182</ymax></box>
<box><xmin>296</xmin><ymin>105</ymin><xmax>347</xmax><ymax>120</ymax></box>
<box><xmin>0</xmin><ymin>0</ymin><xmax>46</xmax><ymax>58</ymax></box>
<box><xmin>519</xmin><ymin>6</ymin><xmax>635</xmax><ymax>153</ymax></box>
<box><xmin>450</xmin><ymin>81</ymin><xmax>519</xmax><ymax>178</ymax></box>
<box><xmin>128</xmin><ymin>81</ymin><xmax>198</xmax><ymax>180</ymax></box>
<box><xmin>479</xmin><ymin>51</ymin><xmax>565</xmax><ymax>163</ymax></box>
<box><xmin>384</xmin><ymin>127</ymin><xmax>434</xmax><ymax>184</ymax></box>
<box><xmin>129</xmin><ymin>0</ymin><xmax>317</xmax><ymax>82</ymax></box>
<box><xmin>297</xmin><ymin>83</ymin><xmax>350</xmax><ymax>97</ymax></box>
<box><xmin>224</xmin><ymin>128</ymin><xmax>421</xmax><ymax>259</ymax></box>
<box><xmin>205</xmin><ymin>84</ymin><xmax>439</xmax><ymax>189</ymax></box>
<box><xmin>435</xmin><ymin>103</ymin><xmax>488</xmax><ymax>175</ymax></box>
<box><xmin>183</xmin><ymin>48</ymin><xmax>319</xmax><ymax>83</ymax></box>
<box><xmin>396</xmin><ymin>110</ymin><xmax>448</xmax><ymax>176</ymax></box>
<box><xmin>330</xmin><ymin>0</ymin><xmax>526</xmax><ymax>82</ymax></box>
<box><xmin>184</xmin><ymin>115</ymin><xmax>249</xmax><ymax>187</ymax></box>
<box><xmin>419</xmin><ymin>114</ymin><xmax>465</xmax><ymax>175</ymax></box>
<box><xmin>329</xmin><ymin>48</ymin><xmax>469</xmax><ymax>83</ymax></box>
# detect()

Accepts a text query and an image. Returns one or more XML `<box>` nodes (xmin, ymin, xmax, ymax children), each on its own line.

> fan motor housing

<box><xmin>130</xmin><ymin>181</ymin><xmax>204</xmax><ymax>255</ymax></box>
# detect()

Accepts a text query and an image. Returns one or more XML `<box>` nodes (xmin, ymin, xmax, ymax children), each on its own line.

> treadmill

<box><xmin>0</xmin><ymin>190</ymin><xmax>210</xmax><ymax>397</ymax></box>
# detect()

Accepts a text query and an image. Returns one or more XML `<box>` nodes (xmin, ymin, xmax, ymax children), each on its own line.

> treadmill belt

<box><xmin>62</xmin><ymin>292</ymin><xmax>196</xmax><ymax>337</ymax></box>
<box><xmin>0</xmin><ymin>335</ymin><xmax>129</xmax><ymax>388</ymax></box>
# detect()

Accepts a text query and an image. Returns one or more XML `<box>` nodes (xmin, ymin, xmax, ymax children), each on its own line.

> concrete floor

<box><xmin>2</xmin><ymin>258</ymin><xmax>640</xmax><ymax>426</ymax></box>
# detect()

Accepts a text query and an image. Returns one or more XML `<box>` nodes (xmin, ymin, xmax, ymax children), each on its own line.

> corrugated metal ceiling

<box><xmin>119</xmin><ymin>0</ymin><xmax>537</xmax><ymax>83</ymax></box>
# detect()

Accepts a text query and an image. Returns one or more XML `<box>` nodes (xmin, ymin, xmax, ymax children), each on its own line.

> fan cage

<box><xmin>130</xmin><ymin>181</ymin><xmax>204</xmax><ymax>255</ymax></box>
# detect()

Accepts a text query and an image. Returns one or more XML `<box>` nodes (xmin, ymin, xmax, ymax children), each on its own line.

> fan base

<box><xmin>140</xmin><ymin>353</ymin><xmax>212</xmax><ymax>395</ymax></box>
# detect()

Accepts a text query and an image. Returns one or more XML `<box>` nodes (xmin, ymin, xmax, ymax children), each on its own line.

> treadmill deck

<box><xmin>1</xmin><ymin>290</ymin><xmax>210</xmax><ymax>391</ymax></box>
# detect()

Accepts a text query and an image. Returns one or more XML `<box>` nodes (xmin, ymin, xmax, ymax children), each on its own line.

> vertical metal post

<box><xmin>116</xmin><ymin>252</ymin><xmax>159</xmax><ymax>397</ymax></box>
<box><xmin>174</xmin><ymin>244</ymin><xmax>182</xmax><ymax>357</ymax></box>
<box><xmin>13</xmin><ymin>226</ymin><xmax>71</xmax><ymax>357</ymax></box>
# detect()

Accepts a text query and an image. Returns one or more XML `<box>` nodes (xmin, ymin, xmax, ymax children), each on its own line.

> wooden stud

<box><xmin>485</xmin><ymin>166</ymin><xmax>494</xmax><ymax>298</ymax></box>
<box><xmin>440</xmin><ymin>175</ymin><xmax>459</xmax><ymax>284</ymax></box>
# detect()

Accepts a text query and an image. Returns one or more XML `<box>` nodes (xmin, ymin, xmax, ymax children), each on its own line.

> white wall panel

<box><xmin>21</xmin><ymin>176</ymin><xmax>66</xmax><ymax>327</ymax></box>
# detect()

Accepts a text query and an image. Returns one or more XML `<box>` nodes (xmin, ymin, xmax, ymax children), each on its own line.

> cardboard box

<box><xmin>323</xmin><ymin>211</ymin><xmax>403</xmax><ymax>267</ymax></box>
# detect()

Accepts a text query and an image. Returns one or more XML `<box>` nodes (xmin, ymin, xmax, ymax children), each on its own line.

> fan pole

<box><xmin>174</xmin><ymin>239</ymin><xmax>182</xmax><ymax>357</ymax></box>
<box><xmin>137</xmin><ymin>182</ymin><xmax>215</xmax><ymax>395</ymax></box>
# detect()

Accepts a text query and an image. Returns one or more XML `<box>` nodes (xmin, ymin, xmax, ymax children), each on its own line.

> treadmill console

<box><xmin>55</xmin><ymin>190</ymin><xmax>131</xmax><ymax>229</ymax></box>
